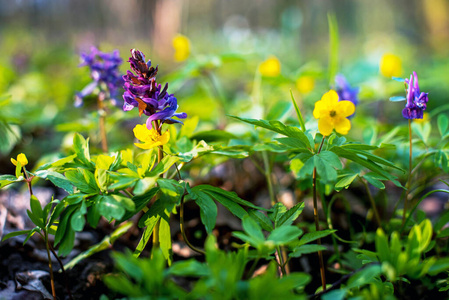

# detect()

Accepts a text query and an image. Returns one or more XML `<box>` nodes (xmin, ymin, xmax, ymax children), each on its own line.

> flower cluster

<box><xmin>335</xmin><ymin>74</ymin><xmax>359</xmax><ymax>107</ymax></box>
<box><xmin>75</xmin><ymin>47</ymin><xmax>123</xmax><ymax>107</ymax></box>
<box><xmin>122</xmin><ymin>49</ymin><xmax>187</xmax><ymax>129</ymax></box>
<box><xmin>313</xmin><ymin>90</ymin><xmax>355</xmax><ymax>136</ymax></box>
<box><xmin>402</xmin><ymin>71</ymin><xmax>429</xmax><ymax>119</ymax></box>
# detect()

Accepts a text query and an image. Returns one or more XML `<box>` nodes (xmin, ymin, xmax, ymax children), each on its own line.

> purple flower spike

<box><xmin>402</xmin><ymin>72</ymin><xmax>429</xmax><ymax>119</ymax></box>
<box><xmin>76</xmin><ymin>47</ymin><xmax>123</xmax><ymax>107</ymax></box>
<box><xmin>335</xmin><ymin>74</ymin><xmax>359</xmax><ymax>106</ymax></box>
<box><xmin>122</xmin><ymin>48</ymin><xmax>187</xmax><ymax>129</ymax></box>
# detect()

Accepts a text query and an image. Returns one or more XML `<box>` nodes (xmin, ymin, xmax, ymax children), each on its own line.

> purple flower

<box><xmin>122</xmin><ymin>49</ymin><xmax>187</xmax><ymax>129</ymax></box>
<box><xmin>75</xmin><ymin>47</ymin><xmax>123</xmax><ymax>107</ymax></box>
<box><xmin>402</xmin><ymin>71</ymin><xmax>429</xmax><ymax>119</ymax></box>
<box><xmin>335</xmin><ymin>74</ymin><xmax>359</xmax><ymax>106</ymax></box>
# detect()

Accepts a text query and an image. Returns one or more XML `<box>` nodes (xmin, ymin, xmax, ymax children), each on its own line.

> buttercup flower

<box><xmin>133</xmin><ymin>124</ymin><xmax>170</xmax><ymax>149</ymax></box>
<box><xmin>380</xmin><ymin>53</ymin><xmax>402</xmax><ymax>78</ymax></box>
<box><xmin>75</xmin><ymin>47</ymin><xmax>123</xmax><ymax>107</ymax></box>
<box><xmin>172</xmin><ymin>34</ymin><xmax>191</xmax><ymax>62</ymax></box>
<box><xmin>11</xmin><ymin>153</ymin><xmax>28</xmax><ymax>166</ymax></box>
<box><xmin>335</xmin><ymin>74</ymin><xmax>359</xmax><ymax>106</ymax></box>
<box><xmin>313</xmin><ymin>90</ymin><xmax>355</xmax><ymax>136</ymax></box>
<box><xmin>259</xmin><ymin>55</ymin><xmax>281</xmax><ymax>77</ymax></box>
<box><xmin>402</xmin><ymin>71</ymin><xmax>429</xmax><ymax>119</ymax></box>
<box><xmin>122</xmin><ymin>49</ymin><xmax>187</xmax><ymax>129</ymax></box>
<box><xmin>296</xmin><ymin>75</ymin><xmax>315</xmax><ymax>95</ymax></box>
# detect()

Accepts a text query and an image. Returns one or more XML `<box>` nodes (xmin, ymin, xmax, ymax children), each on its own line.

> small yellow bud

<box><xmin>296</xmin><ymin>76</ymin><xmax>315</xmax><ymax>95</ymax></box>
<box><xmin>11</xmin><ymin>153</ymin><xmax>28</xmax><ymax>167</ymax></box>
<box><xmin>380</xmin><ymin>53</ymin><xmax>402</xmax><ymax>78</ymax></box>
<box><xmin>259</xmin><ymin>55</ymin><xmax>281</xmax><ymax>77</ymax></box>
<box><xmin>172</xmin><ymin>34</ymin><xmax>191</xmax><ymax>62</ymax></box>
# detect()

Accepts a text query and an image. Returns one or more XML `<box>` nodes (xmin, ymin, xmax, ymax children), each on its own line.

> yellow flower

<box><xmin>172</xmin><ymin>34</ymin><xmax>190</xmax><ymax>62</ymax></box>
<box><xmin>413</xmin><ymin>112</ymin><xmax>429</xmax><ymax>124</ymax></box>
<box><xmin>296</xmin><ymin>75</ymin><xmax>315</xmax><ymax>94</ymax></box>
<box><xmin>259</xmin><ymin>55</ymin><xmax>281</xmax><ymax>77</ymax></box>
<box><xmin>133</xmin><ymin>124</ymin><xmax>170</xmax><ymax>149</ymax></box>
<box><xmin>11</xmin><ymin>153</ymin><xmax>28</xmax><ymax>167</ymax></box>
<box><xmin>313</xmin><ymin>90</ymin><xmax>355</xmax><ymax>136</ymax></box>
<box><xmin>379</xmin><ymin>53</ymin><xmax>402</xmax><ymax>78</ymax></box>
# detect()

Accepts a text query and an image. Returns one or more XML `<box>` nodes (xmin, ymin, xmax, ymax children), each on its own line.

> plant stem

<box><xmin>44</xmin><ymin>232</ymin><xmax>56</xmax><ymax>299</ymax></box>
<box><xmin>98</xmin><ymin>93</ymin><xmax>108</xmax><ymax>152</ymax></box>
<box><xmin>313</xmin><ymin>137</ymin><xmax>327</xmax><ymax>291</ymax></box>
<box><xmin>49</xmin><ymin>243</ymin><xmax>73</xmax><ymax>300</ymax></box>
<box><xmin>180</xmin><ymin>193</ymin><xmax>205</xmax><ymax>255</ymax></box>
<box><xmin>275</xmin><ymin>246</ymin><xmax>287</xmax><ymax>277</ymax></box>
<box><xmin>402</xmin><ymin>119</ymin><xmax>412</xmax><ymax>228</ymax></box>
<box><xmin>262</xmin><ymin>151</ymin><xmax>276</xmax><ymax>206</ymax></box>
<box><xmin>362</xmin><ymin>178</ymin><xmax>382</xmax><ymax>229</ymax></box>
<box><xmin>153</xmin><ymin>121</ymin><xmax>164</xmax><ymax>252</ymax></box>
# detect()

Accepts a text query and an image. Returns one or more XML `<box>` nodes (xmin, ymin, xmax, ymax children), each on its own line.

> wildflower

<box><xmin>413</xmin><ymin>112</ymin><xmax>429</xmax><ymax>124</ymax></box>
<box><xmin>380</xmin><ymin>53</ymin><xmax>402</xmax><ymax>78</ymax></box>
<box><xmin>402</xmin><ymin>71</ymin><xmax>429</xmax><ymax>119</ymax></box>
<box><xmin>313</xmin><ymin>90</ymin><xmax>355</xmax><ymax>136</ymax></box>
<box><xmin>75</xmin><ymin>47</ymin><xmax>123</xmax><ymax>107</ymax></box>
<box><xmin>334</xmin><ymin>74</ymin><xmax>359</xmax><ymax>106</ymax></box>
<box><xmin>296</xmin><ymin>75</ymin><xmax>315</xmax><ymax>95</ymax></box>
<box><xmin>259</xmin><ymin>55</ymin><xmax>281</xmax><ymax>77</ymax></box>
<box><xmin>133</xmin><ymin>124</ymin><xmax>170</xmax><ymax>149</ymax></box>
<box><xmin>122</xmin><ymin>49</ymin><xmax>187</xmax><ymax>129</ymax></box>
<box><xmin>172</xmin><ymin>34</ymin><xmax>191</xmax><ymax>62</ymax></box>
<box><xmin>11</xmin><ymin>153</ymin><xmax>28</xmax><ymax>166</ymax></box>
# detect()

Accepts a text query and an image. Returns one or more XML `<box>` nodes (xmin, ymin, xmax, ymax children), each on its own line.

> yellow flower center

<box><xmin>329</xmin><ymin>110</ymin><xmax>337</xmax><ymax>117</ymax></box>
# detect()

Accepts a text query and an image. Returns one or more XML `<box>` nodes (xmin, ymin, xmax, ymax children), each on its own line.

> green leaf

<box><xmin>157</xmin><ymin>178</ymin><xmax>184</xmax><ymax>204</ymax></box>
<box><xmin>438</xmin><ymin>114</ymin><xmax>449</xmax><ymax>137</ymax></box>
<box><xmin>119</xmin><ymin>187</ymin><xmax>159</xmax><ymax>222</ymax></box>
<box><xmin>230</xmin><ymin>116</ymin><xmax>311</xmax><ymax>149</ymax></box>
<box><xmin>95</xmin><ymin>168</ymin><xmax>109</xmax><ymax>192</ymax></box>
<box><xmin>138</xmin><ymin>198</ymin><xmax>174</xmax><ymax>228</ymax></box>
<box><xmin>58</xmin><ymin>227</ymin><xmax>76</xmax><ymax>257</ymax></box>
<box><xmin>148</xmin><ymin>155</ymin><xmax>179</xmax><ymax>177</ymax></box>
<box><xmin>268</xmin><ymin>226</ymin><xmax>302</xmax><ymax>245</ymax></box>
<box><xmin>70</xmin><ymin>208</ymin><xmax>85</xmax><ymax>232</ymax></box>
<box><xmin>297</xmin><ymin>229</ymin><xmax>336</xmax><ymax>246</ymax></box>
<box><xmin>375</xmin><ymin>228</ymin><xmax>390</xmax><ymax>262</ymax></box>
<box><xmin>428</xmin><ymin>257</ymin><xmax>449</xmax><ymax>276</ymax></box>
<box><xmin>346</xmin><ymin>264</ymin><xmax>382</xmax><ymax>289</ymax></box>
<box><xmin>276</xmin><ymin>202</ymin><xmax>304</xmax><ymax>227</ymax></box>
<box><xmin>335</xmin><ymin>173</ymin><xmax>358</xmax><ymax>191</ymax></box>
<box><xmin>195</xmin><ymin>185</ymin><xmax>264</xmax><ymax>210</ymax></box>
<box><xmin>242</xmin><ymin>215</ymin><xmax>265</xmax><ymax>244</ymax></box>
<box><xmin>99</xmin><ymin>195</ymin><xmax>126</xmax><ymax>221</ymax></box>
<box><xmin>289</xmin><ymin>244</ymin><xmax>327</xmax><ymax>258</ymax></box>
<box><xmin>249</xmin><ymin>210</ymin><xmax>273</xmax><ymax>232</ymax></box>
<box><xmin>0</xmin><ymin>174</ymin><xmax>20</xmax><ymax>188</ymax></box>
<box><xmin>27</xmin><ymin>210</ymin><xmax>44</xmax><ymax>228</ymax></box>
<box><xmin>54</xmin><ymin>205</ymin><xmax>78</xmax><ymax>246</ymax></box>
<box><xmin>275</xmin><ymin>137</ymin><xmax>311</xmax><ymax>152</ymax></box>
<box><xmin>134</xmin><ymin>216</ymin><xmax>161</xmax><ymax>257</ymax></box>
<box><xmin>159</xmin><ymin>211</ymin><xmax>172</xmax><ymax>264</ymax></box>
<box><xmin>435</xmin><ymin>210</ymin><xmax>449</xmax><ymax>232</ymax></box>
<box><xmin>73</xmin><ymin>133</ymin><xmax>91</xmax><ymax>166</ymax></box>
<box><xmin>1</xmin><ymin>230</ymin><xmax>31</xmax><ymax>242</ymax></box>
<box><xmin>190</xmin><ymin>190</ymin><xmax>217</xmax><ymax>234</ymax></box>
<box><xmin>65</xmin><ymin>169</ymin><xmax>98</xmax><ymax>194</ymax></box>
<box><xmin>363</xmin><ymin>173</ymin><xmax>385</xmax><ymax>189</ymax></box>
<box><xmin>168</xmin><ymin>260</ymin><xmax>209</xmax><ymax>277</ymax></box>
<box><xmin>30</xmin><ymin>195</ymin><xmax>43</xmax><ymax>222</ymax></box>
<box><xmin>290</xmin><ymin>90</ymin><xmax>306</xmax><ymax>131</ymax></box>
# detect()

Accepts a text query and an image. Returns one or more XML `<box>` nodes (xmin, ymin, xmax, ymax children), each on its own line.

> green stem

<box><xmin>276</xmin><ymin>246</ymin><xmax>287</xmax><ymax>277</ymax></box>
<box><xmin>262</xmin><ymin>151</ymin><xmax>276</xmax><ymax>206</ymax></box>
<box><xmin>313</xmin><ymin>136</ymin><xmax>327</xmax><ymax>291</ymax></box>
<box><xmin>44</xmin><ymin>231</ymin><xmax>56</xmax><ymax>299</ymax></box>
<box><xmin>49</xmin><ymin>243</ymin><xmax>73</xmax><ymax>300</ymax></box>
<box><xmin>402</xmin><ymin>119</ymin><xmax>412</xmax><ymax>228</ymax></box>
<box><xmin>98</xmin><ymin>93</ymin><xmax>108</xmax><ymax>152</ymax></box>
<box><xmin>153</xmin><ymin>120</ymin><xmax>164</xmax><ymax>252</ymax></box>
<box><xmin>362</xmin><ymin>178</ymin><xmax>382</xmax><ymax>229</ymax></box>
<box><xmin>180</xmin><ymin>193</ymin><xmax>205</xmax><ymax>255</ymax></box>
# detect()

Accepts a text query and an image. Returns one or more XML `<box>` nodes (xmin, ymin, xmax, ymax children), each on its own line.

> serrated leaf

<box><xmin>249</xmin><ymin>210</ymin><xmax>273</xmax><ymax>232</ymax></box>
<box><xmin>276</xmin><ymin>202</ymin><xmax>304</xmax><ymax>227</ymax></box>
<box><xmin>242</xmin><ymin>215</ymin><xmax>265</xmax><ymax>243</ymax></box>
<box><xmin>134</xmin><ymin>216</ymin><xmax>161</xmax><ymax>257</ymax></box>
<box><xmin>268</xmin><ymin>226</ymin><xmax>302</xmax><ymax>245</ymax></box>
<box><xmin>73</xmin><ymin>133</ymin><xmax>91</xmax><ymax>166</ymax></box>
<box><xmin>335</xmin><ymin>173</ymin><xmax>358</xmax><ymax>191</ymax></box>
<box><xmin>289</xmin><ymin>244</ymin><xmax>327</xmax><ymax>258</ymax></box>
<box><xmin>297</xmin><ymin>229</ymin><xmax>336</xmax><ymax>246</ymax></box>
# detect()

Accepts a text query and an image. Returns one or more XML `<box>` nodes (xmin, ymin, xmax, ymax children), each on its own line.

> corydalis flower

<box><xmin>313</xmin><ymin>90</ymin><xmax>355</xmax><ymax>136</ymax></box>
<box><xmin>123</xmin><ymin>49</ymin><xmax>187</xmax><ymax>129</ymax></box>
<box><xmin>133</xmin><ymin>124</ymin><xmax>170</xmax><ymax>149</ymax></box>
<box><xmin>335</xmin><ymin>74</ymin><xmax>359</xmax><ymax>106</ymax></box>
<box><xmin>402</xmin><ymin>72</ymin><xmax>429</xmax><ymax>119</ymax></box>
<box><xmin>75</xmin><ymin>47</ymin><xmax>123</xmax><ymax>107</ymax></box>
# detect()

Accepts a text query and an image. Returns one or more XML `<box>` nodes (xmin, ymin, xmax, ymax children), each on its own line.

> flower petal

<box><xmin>334</xmin><ymin>117</ymin><xmax>351</xmax><ymax>135</ymax></box>
<box><xmin>336</xmin><ymin>101</ymin><xmax>355</xmax><ymax>117</ymax></box>
<box><xmin>320</xmin><ymin>90</ymin><xmax>339</xmax><ymax>107</ymax></box>
<box><xmin>313</xmin><ymin>100</ymin><xmax>326</xmax><ymax>119</ymax></box>
<box><xmin>318</xmin><ymin>116</ymin><xmax>334</xmax><ymax>136</ymax></box>
<box><xmin>133</xmin><ymin>124</ymin><xmax>149</xmax><ymax>142</ymax></box>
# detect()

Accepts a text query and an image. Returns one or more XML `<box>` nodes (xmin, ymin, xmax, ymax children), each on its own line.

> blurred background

<box><xmin>0</xmin><ymin>0</ymin><xmax>449</xmax><ymax>172</ymax></box>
